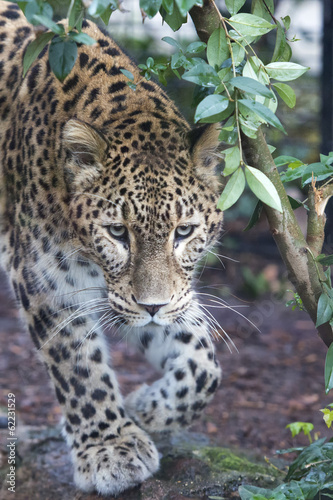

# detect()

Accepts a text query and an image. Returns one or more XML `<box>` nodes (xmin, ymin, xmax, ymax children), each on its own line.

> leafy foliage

<box><xmin>285</xmin><ymin>290</ymin><xmax>305</xmax><ymax>312</ymax></box>
<box><xmin>11</xmin><ymin>0</ymin><xmax>116</xmax><ymax>80</ymax></box>
<box><xmin>325</xmin><ymin>343</ymin><xmax>333</xmax><ymax>394</ymax></box>
<box><xmin>148</xmin><ymin>0</ymin><xmax>310</xmax><ymax>213</ymax></box>
<box><xmin>320</xmin><ymin>404</ymin><xmax>333</xmax><ymax>428</ymax></box>
<box><xmin>286</xmin><ymin>422</ymin><xmax>314</xmax><ymax>443</ymax></box>
<box><xmin>239</xmin><ymin>438</ymin><xmax>333</xmax><ymax>500</ymax></box>
<box><xmin>278</xmin><ymin>152</ymin><xmax>333</xmax><ymax>186</ymax></box>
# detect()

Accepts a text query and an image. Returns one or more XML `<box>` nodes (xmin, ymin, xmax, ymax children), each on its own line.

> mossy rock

<box><xmin>153</xmin><ymin>439</ymin><xmax>282</xmax><ymax>499</ymax></box>
<box><xmin>196</xmin><ymin>446</ymin><xmax>279</xmax><ymax>476</ymax></box>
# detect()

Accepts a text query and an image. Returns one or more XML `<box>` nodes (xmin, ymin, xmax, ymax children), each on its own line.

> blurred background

<box><xmin>1</xmin><ymin>0</ymin><xmax>333</xmax><ymax>468</ymax></box>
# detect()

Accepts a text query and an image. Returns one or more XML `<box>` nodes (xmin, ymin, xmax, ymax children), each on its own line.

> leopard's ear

<box><xmin>189</xmin><ymin>123</ymin><xmax>221</xmax><ymax>191</ymax></box>
<box><xmin>63</xmin><ymin>119</ymin><xmax>109</xmax><ymax>190</ymax></box>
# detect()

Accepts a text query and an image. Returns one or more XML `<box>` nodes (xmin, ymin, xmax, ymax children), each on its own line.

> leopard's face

<box><xmin>65</xmin><ymin>119</ymin><xmax>223</xmax><ymax>328</ymax></box>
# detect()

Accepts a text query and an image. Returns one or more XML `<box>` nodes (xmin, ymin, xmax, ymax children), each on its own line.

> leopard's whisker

<box><xmin>38</xmin><ymin>302</ymin><xmax>111</xmax><ymax>351</ymax></box>
<box><xmin>197</xmin><ymin>304</ymin><xmax>238</xmax><ymax>353</ymax></box>
<box><xmin>207</xmin><ymin>248</ymin><xmax>239</xmax><ymax>264</ymax></box>
<box><xmin>196</xmin><ymin>292</ymin><xmax>259</xmax><ymax>332</ymax></box>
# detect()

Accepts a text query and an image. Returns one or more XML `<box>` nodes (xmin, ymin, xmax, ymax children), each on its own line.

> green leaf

<box><xmin>280</xmin><ymin>165</ymin><xmax>307</xmax><ymax>183</ymax></box>
<box><xmin>120</xmin><ymin>69</ymin><xmax>134</xmax><ymax>81</ymax></box>
<box><xmin>231</xmin><ymin>43</ymin><xmax>245</xmax><ymax>66</ymax></box>
<box><xmin>171</xmin><ymin>52</ymin><xmax>188</xmax><ymax>69</ymax></box>
<box><xmin>239</xmin><ymin>115</ymin><xmax>259</xmax><ymax>138</ymax></box>
<box><xmin>244</xmin><ymin>200</ymin><xmax>263</xmax><ymax>231</ymax></box>
<box><xmin>207</xmin><ymin>28</ymin><xmax>229</xmax><ymax>68</ymax></box>
<box><xmin>274</xmin><ymin>155</ymin><xmax>301</xmax><ymax>167</ymax></box>
<box><xmin>316</xmin><ymin>292</ymin><xmax>333</xmax><ymax>328</ymax></box>
<box><xmin>68</xmin><ymin>0</ymin><xmax>83</xmax><ymax>30</ymax></box>
<box><xmin>88</xmin><ymin>0</ymin><xmax>118</xmax><ymax>18</ymax></box>
<box><xmin>194</xmin><ymin>94</ymin><xmax>229</xmax><ymax>123</ymax></box>
<box><xmin>316</xmin><ymin>255</ymin><xmax>333</xmax><ymax>266</ymax></box>
<box><xmin>140</xmin><ymin>0</ymin><xmax>162</xmax><ymax>18</ymax></box>
<box><xmin>228</xmin><ymin>29</ymin><xmax>258</xmax><ymax>47</ymax></box>
<box><xmin>174</xmin><ymin>0</ymin><xmax>201</xmax><ymax>16</ymax></box>
<box><xmin>265</xmin><ymin>62</ymin><xmax>309</xmax><ymax>81</ymax></box>
<box><xmin>239</xmin><ymin>485</ymin><xmax>276</xmax><ymax>500</ymax></box>
<box><xmin>280</xmin><ymin>42</ymin><xmax>292</xmax><ymax>62</ymax></box>
<box><xmin>225</xmin><ymin>0</ymin><xmax>246</xmax><ymax>15</ymax></box>
<box><xmin>286</xmin><ymin>422</ymin><xmax>314</xmax><ymax>439</ymax></box>
<box><xmin>251</xmin><ymin>0</ymin><xmax>275</xmax><ymax>22</ymax></box>
<box><xmin>68</xmin><ymin>32</ymin><xmax>96</xmax><ymax>45</ymax></box>
<box><xmin>288</xmin><ymin>195</ymin><xmax>303</xmax><ymax>210</ymax></box>
<box><xmin>99</xmin><ymin>5</ymin><xmax>114</xmax><ymax>25</ymax></box>
<box><xmin>24</xmin><ymin>1</ymin><xmax>53</xmax><ymax>26</ymax></box>
<box><xmin>219</xmin><ymin>116</ymin><xmax>238</xmax><ymax>144</ymax></box>
<box><xmin>282</xmin><ymin>16</ymin><xmax>291</xmax><ymax>31</ymax></box>
<box><xmin>33</xmin><ymin>14</ymin><xmax>64</xmax><ymax>35</ymax></box>
<box><xmin>223</xmin><ymin>146</ymin><xmax>241</xmax><ymax>175</ymax></box>
<box><xmin>272</xmin><ymin>21</ymin><xmax>287</xmax><ymax>62</ymax></box>
<box><xmin>320</xmin><ymin>152</ymin><xmax>333</xmax><ymax>165</ymax></box>
<box><xmin>217</xmin><ymin>167</ymin><xmax>246</xmax><ymax>210</ymax></box>
<box><xmin>49</xmin><ymin>37</ymin><xmax>78</xmax><ymax>82</ymax></box>
<box><xmin>160</xmin><ymin>2</ymin><xmax>187</xmax><ymax>31</ymax></box>
<box><xmin>260</xmin><ymin>91</ymin><xmax>277</xmax><ymax>114</ymax></box>
<box><xmin>325</xmin><ymin>343</ymin><xmax>333</xmax><ymax>393</ymax></box>
<box><xmin>182</xmin><ymin>62</ymin><xmax>221</xmax><ymax>87</ymax></box>
<box><xmin>238</xmin><ymin>98</ymin><xmax>286</xmax><ymax>134</ymax></box>
<box><xmin>23</xmin><ymin>31</ymin><xmax>55</xmax><ymax>77</ymax></box>
<box><xmin>185</xmin><ymin>41</ymin><xmax>206</xmax><ymax>54</ymax></box>
<box><xmin>245</xmin><ymin>165</ymin><xmax>283</xmax><ymax>212</ymax></box>
<box><xmin>243</xmin><ymin>56</ymin><xmax>270</xmax><ymax>85</ymax></box>
<box><xmin>218</xmin><ymin>66</ymin><xmax>232</xmax><ymax>82</ymax></box>
<box><xmin>230</xmin><ymin>76</ymin><xmax>274</xmax><ymax>98</ymax></box>
<box><xmin>273</xmin><ymin>82</ymin><xmax>296</xmax><ymax>108</ymax></box>
<box><xmin>228</xmin><ymin>13</ymin><xmax>276</xmax><ymax>37</ymax></box>
<box><xmin>320</xmin><ymin>407</ymin><xmax>333</xmax><ymax>428</ymax></box>
<box><xmin>302</xmin><ymin>162</ymin><xmax>333</xmax><ymax>186</ymax></box>
<box><xmin>181</xmin><ymin>56</ymin><xmax>202</xmax><ymax>71</ymax></box>
<box><xmin>127</xmin><ymin>81</ymin><xmax>137</xmax><ymax>91</ymax></box>
<box><xmin>162</xmin><ymin>0</ymin><xmax>174</xmax><ymax>14</ymax></box>
<box><xmin>21</xmin><ymin>1</ymin><xmax>40</xmax><ymax>24</ymax></box>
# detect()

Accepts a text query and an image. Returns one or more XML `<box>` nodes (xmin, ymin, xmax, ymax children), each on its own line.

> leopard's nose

<box><xmin>133</xmin><ymin>300</ymin><xmax>168</xmax><ymax>316</ymax></box>
<box><xmin>142</xmin><ymin>303</ymin><xmax>167</xmax><ymax>316</ymax></box>
<box><xmin>132</xmin><ymin>294</ymin><xmax>170</xmax><ymax>316</ymax></box>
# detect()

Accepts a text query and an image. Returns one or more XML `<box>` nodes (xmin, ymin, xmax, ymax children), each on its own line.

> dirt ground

<box><xmin>0</xmin><ymin>220</ymin><xmax>332</xmax><ymax>497</ymax></box>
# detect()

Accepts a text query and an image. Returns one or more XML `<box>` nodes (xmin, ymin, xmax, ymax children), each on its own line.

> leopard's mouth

<box><xmin>107</xmin><ymin>291</ymin><xmax>194</xmax><ymax>329</ymax></box>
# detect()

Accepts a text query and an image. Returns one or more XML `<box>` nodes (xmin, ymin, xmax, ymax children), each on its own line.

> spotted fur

<box><xmin>0</xmin><ymin>1</ymin><xmax>223</xmax><ymax>495</ymax></box>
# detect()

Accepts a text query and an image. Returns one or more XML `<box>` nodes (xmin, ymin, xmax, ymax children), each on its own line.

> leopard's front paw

<box><xmin>72</xmin><ymin>428</ymin><xmax>159</xmax><ymax>496</ymax></box>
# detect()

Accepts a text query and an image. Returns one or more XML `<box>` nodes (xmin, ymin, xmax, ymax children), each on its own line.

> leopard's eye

<box><xmin>107</xmin><ymin>224</ymin><xmax>128</xmax><ymax>241</ymax></box>
<box><xmin>175</xmin><ymin>225</ymin><xmax>195</xmax><ymax>239</ymax></box>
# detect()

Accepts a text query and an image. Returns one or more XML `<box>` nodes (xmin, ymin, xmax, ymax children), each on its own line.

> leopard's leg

<box><xmin>10</xmin><ymin>255</ymin><xmax>159</xmax><ymax>496</ymax></box>
<box><xmin>124</xmin><ymin>304</ymin><xmax>222</xmax><ymax>432</ymax></box>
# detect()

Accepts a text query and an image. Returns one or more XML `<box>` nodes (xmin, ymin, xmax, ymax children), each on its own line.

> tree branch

<box><xmin>190</xmin><ymin>0</ymin><xmax>333</xmax><ymax>347</ymax></box>
<box><xmin>307</xmin><ymin>181</ymin><xmax>327</xmax><ymax>257</ymax></box>
<box><xmin>241</xmin><ymin>131</ymin><xmax>332</xmax><ymax>347</ymax></box>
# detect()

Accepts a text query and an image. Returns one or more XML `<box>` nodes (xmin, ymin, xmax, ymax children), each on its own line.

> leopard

<box><xmin>0</xmin><ymin>1</ymin><xmax>224</xmax><ymax>496</ymax></box>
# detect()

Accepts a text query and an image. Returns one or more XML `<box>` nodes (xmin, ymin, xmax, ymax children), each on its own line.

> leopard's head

<box><xmin>63</xmin><ymin>117</ymin><xmax>223</xmax><ymax>328</ymax></box>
